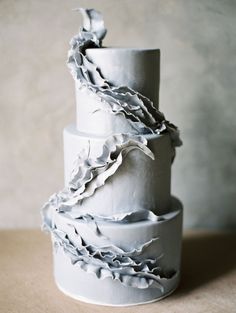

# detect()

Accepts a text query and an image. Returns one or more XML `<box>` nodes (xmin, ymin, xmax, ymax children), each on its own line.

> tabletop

<box><xmin>0</xmin><ymin>229</ymin><xmax>235</xmax><ymax>313</ymax></box>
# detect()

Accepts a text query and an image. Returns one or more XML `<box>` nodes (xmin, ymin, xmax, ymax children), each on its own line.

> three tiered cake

<box><xmin>42</xmin><ymin>8</ymin><xmax>183</xmax><ymax>306</ymax></box>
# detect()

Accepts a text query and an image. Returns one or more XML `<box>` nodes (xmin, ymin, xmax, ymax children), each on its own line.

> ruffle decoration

<box><xmin>59</xmin><ymin>208</ymin><xmax>179</xmax><ymax>224</ymax></box>
<box><xmin>47</xmin><ymin>220</ymin><xmax>176</xmax><ymax>291</ymax></box>
<box><xmin>68</xmin><ymin>134</ymin><xmax>154</xmax><ymax>204</ymax></box>
<box><xmin>42</xmin><ymin>8</ymin><xmax>180</xmax><ymax>290</ymax></box>
<box><xmin>42</xmin><ymin>134</ymin><xmax>154</xmax><ymax>218</ymax></box>
<box><xmin>68</xmin><ymin>9</ymin><xmax>182</xmax><ymax>145</ymax></box>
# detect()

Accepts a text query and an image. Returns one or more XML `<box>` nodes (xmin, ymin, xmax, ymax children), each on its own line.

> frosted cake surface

<box><xmin>41</xmin><ymin>8</ymin><xmax>183</xmax><ymax>306</ymax></box>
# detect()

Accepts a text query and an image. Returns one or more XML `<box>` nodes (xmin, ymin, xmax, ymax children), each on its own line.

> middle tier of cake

<box><xmin>63</xmin><ymin>124</ymin><xmax>173</xmax><ymax>216</ymax></box>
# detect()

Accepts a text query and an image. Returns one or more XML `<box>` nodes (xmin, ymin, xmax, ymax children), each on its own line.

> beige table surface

<box><xmin>0</xmin><ymin>230</ymin><xmax>236</xmax><ymax>313</ymax></box>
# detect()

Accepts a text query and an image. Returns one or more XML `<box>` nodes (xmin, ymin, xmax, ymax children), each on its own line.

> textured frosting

<box><xmin>43</xmin><ymin>197</ymin><xmax>182</xmax><ymax>293</ymax></box>
<box><xmin>50</xmin><ymin>228</ymin><xmax>166</xmax><ymax>290</ymax></box>
<box><xmin>75</xmin><ymin>48</ymin><xmax>161</xmax><ymax>136</ymax></box>
<box><xmin>63</xmin><ymin>125</ymin><xmax>172</xmax><ymax>216</ymax></box>
<box><xmin>43</xmin><ymin>133</ymin><xmax>154</xmax><ymax>211</ymax></box>
<box><xmin>85</xmin><ymin>48</ymin><xmax>160</xmax><ymax>105</ymax></box>
<box><xmin>68</xmin><ymin>9</ymin><xmax>182</xmax><ymax>143</ymax></box>
<box><xmin>42</xmin><ymin>8</ymin><xmax>183</xmax><ymax>296</ymax></box>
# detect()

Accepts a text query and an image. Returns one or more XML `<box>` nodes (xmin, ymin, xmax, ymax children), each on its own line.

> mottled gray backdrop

<box><xmin>0</xmin><ymin>0</ymin><xmax>235</xmax><ymax>229</ymax></box>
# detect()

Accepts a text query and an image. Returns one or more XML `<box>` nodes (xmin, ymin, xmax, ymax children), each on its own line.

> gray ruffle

<box><xmin>68</xmin><ymin>9</ymin><xmax>182</xmax><ymax>145</ymax></box>
<box><xmin>42</xmin><ymin>8</ymin><xmax>180</xmax><ymax>291</ymax></box>
<box><xmin>47</xmin><ymin>220</ymin><xmax>176</xmax><ymax>291</ymax></box>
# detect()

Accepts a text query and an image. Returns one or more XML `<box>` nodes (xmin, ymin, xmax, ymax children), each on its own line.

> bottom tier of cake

<box><xmin>47</xmin><ymin>197</ymin><xmax>183</xmax><ymax>306</ymax></box>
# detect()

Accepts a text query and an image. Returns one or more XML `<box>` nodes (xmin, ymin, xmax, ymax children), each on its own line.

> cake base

<box><xmin>55</xmin><ymin>276</ymin><xmax>179</xmax><ymax>307</ymax></box>
<box><xmin>51</xmin><ymin>197</ymin><xmax>183</xmax><ymax>306</ymax></box>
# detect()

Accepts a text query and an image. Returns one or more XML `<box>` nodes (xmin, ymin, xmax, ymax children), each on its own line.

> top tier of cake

<box><xmin>75</xmin><ymin>48</ymin><xmax>160</xmax><ymax>137</ymax></box>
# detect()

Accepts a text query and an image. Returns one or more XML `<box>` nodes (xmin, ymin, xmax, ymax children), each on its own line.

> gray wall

<box><xmin>0</xmin><ymin>0</ymin><xmax>235</xmax><ymax>229</ymax></box>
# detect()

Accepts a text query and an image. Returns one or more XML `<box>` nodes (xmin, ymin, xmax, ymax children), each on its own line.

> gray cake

<box><xmin>42</xmin><ymin>8</ymin><xmax>183</xmax><ymax>306</ymax></box>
